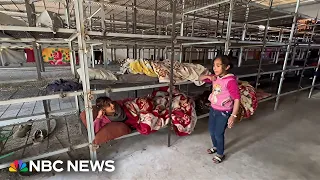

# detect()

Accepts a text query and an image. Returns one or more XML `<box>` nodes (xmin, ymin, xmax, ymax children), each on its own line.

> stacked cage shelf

<box><xmin>0</xmin><ymin>0</ymin><xmax>319</xmax><ymax>170</ymax></box>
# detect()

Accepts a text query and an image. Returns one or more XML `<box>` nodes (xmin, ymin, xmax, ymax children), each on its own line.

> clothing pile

<box><xmin>46</xmin><ymin>79</ymin><xmax>82</xmax><ymax>93</ymax></box>
<box><xmin>120</xmin><ymin>58</ymin><xmax>211</xmax><ymax>86</ymax></box>
<box><xmin>194</xmin><ymin>80</ymin><xmax>258</xmax><ymax>121</ymax></box>
<box><xmin>122</xmin><ymin>87</ymin><xmax>197</xmax><ymax>136</ymax></box>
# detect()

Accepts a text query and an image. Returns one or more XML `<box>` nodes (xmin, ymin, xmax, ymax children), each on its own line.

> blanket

<box><xmin>151</xmin><ymin>59</ymin><xmax>211</xmax><ymax>86</ymax></box>
<box><xmin>238</xmin><ymin>81</ymin><xmax>258</xmax><ymax>119</ymax></box>
<box><xmin>122</xmin><ymin>87</ymin><xmax>197</xmax><ymax>136</ymax></box>
<box><xmin>120</xmin><ymin>58</ymin><xmax>211</xmax><ymax>86</ymax></box>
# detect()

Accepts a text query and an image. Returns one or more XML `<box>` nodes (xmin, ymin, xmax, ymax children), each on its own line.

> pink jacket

<box><xmin>205</xmin><ymin>74</ymin><xmax>240</xmax><ymax>111</ymax></box>
<box><xmin>94</xmin><ymin>115</ymin><xmax>111</xmax><ymax>134</ymax></box>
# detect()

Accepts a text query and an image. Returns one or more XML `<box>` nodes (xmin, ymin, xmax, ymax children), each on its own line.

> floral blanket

<box><xmin>151</xmin><ymin>60</ymin><xmax>211</xmax><ymax>86</ymax></box>
<box><xmin>238</xmin><ymin>81</ymin><xmax>258</xmax><ymax>119</ymax></box>
<box><xmin>122</xmin><ymin>87</ymin><xmax>197</xmax><ymax>136</ymax></box>
<box><xmin>42</xmin><ymin>48</ymin><xmax>71</xmax><ymax>65</ymax></box>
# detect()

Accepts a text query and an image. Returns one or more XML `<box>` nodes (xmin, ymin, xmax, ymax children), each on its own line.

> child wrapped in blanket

<box><xmin>94</xmin><ymin>97</ymin><xmax>127</xmax><ymax>134</ymax></box>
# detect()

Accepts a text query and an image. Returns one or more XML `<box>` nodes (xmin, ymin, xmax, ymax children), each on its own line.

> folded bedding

<box><xmin>120</xmin><ymin>58</ymin><xmax>211</xmax><ymax>86</ymax></box>
<box><xmin>151</xmin><ymin>60</ymin><xmax>211</xmax><ymax>86</ymax></box>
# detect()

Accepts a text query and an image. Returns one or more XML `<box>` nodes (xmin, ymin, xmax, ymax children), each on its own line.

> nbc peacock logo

<box><xmin>9</xmin><ymin>160</ymin><xmax>29</xmax><ymax>173</ymax></box>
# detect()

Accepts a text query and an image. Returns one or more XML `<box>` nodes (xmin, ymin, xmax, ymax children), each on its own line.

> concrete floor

<box><xmin>1</xmin><ymin>91</ymin><xmax>319</xmax><ymax>180</ymax></box>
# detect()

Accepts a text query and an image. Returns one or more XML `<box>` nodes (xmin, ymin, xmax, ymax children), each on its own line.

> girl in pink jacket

<box><xmin>199</xmin><ymin>55</ymin><xmax>240</xmax><ymax>163</ymax></box>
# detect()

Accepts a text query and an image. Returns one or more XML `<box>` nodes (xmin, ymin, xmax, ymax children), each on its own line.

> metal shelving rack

<box><xmin>0</xmin><ymin>0</ymin><xmax>319</xmax><ymax>169</ymax></box>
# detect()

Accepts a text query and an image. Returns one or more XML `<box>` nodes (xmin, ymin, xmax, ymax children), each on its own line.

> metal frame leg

<box><xmin>274</xmin><ymin>0</ymin><xmax>300</xmax><ymax>110</ymax></box>
<box><xmin>309</xmin><ymin>51</ymin><xmax>320</xmax><ymax>98</ymax></box>
<box><xmin>74</xmin><ymin>0</ymin><xmax>96</xmax><ymax>161</ymax></box>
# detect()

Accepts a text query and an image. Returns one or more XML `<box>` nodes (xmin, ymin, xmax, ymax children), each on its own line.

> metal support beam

<box><xmin>25</xmin><ymin>0</ymin><xmax>36</xmax><ymax>27</ymax></box>
<box><xmin>154</xmin><ymin>0</ymin><xmax>158</xmax><ymax>60</ymax></box>
<box><xmin>247</xmin><ymin>15</ymin><xmax>293</xmax><ymax>24</ymax></box>
<box><xmin>100</xmin><ymin>2</ymin><xmax>106</xmax><ymax>31</ymax></box>
<box><xmin>296</xmin><ymin>14</ymin><xmax>318</xmax><ymax>99</ymax></box>
<box><xmin>309</xmin><ymin>50</ymin><xmax>320</xmax><ymax>98</ymax></box>
<box><xmin>133</xmin><ymin>0</ymin><xmax>137</xmax><ymax>59</ymax></box>
<box><xmin>91</xmin><ymin>45</ymin><xmax>95</xmax><ymax>68</ymax></box>
<box><xmin>275</xmin><ymin>0</ymin><xmax>300</xmax><ymax>111</ymax></box>
<box><xmin>168</xmin><ymin>0</ymin><xmax>176</xmax><ymax>148</ymax></box>
<box><xmin>103</xmin><ymin>42</ymin><xmax>108</xmax><ymax>68</ymax></box>
<box><xmin>184</xmin><ymin>0</ymin><xmax>229</xmax><ymax>15</ymax></box>
<box><xmin>65</xmin><ymin>0</ymin><xmax>71</xmax><ymax>28</ymax></box>
<box><xmin>255</xmin><ymin>0</ymin><xmax>273</xmax><ymax>89</ymax></box>
<box><xmin>238</xmin><ymin>3</ymin><xmax>249</xmax><ymax>67</ymax></box>
<box><xmin>87</xmin><ymin>7</ymin><xmax>101</xmax><ymax>20</ymax></box>
<box><xmin>224</xmin><ymin>0</ymin><xmax>234</xmax><ymax>55</ymax></box>
<box><xmin>68</xmin><ymin>41</ymin><xmax>77</xmax><ymax>78</ymax></box>
<box><xmin>179</xmin><ymin>0</ymin><xmax>185</xmax><ymax>63</ymax></box>
<box><xmin>74</xmin><ymin>0</ymin><xmax>97</xmax><ymax>161</ymax></box>
<box><xmin>38</xmin><ymin>44</ymin><xmax>45</xmax><ymax>72</ymax></box>
<box><xmin>275</xmin><ymin>29</ymin><xmax>283</xmax><ymax>63</ymax></box>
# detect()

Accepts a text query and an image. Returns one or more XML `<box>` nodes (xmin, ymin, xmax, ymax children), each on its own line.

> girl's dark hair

<box><xmin>96</xmin><ymin>97</ymin><xmax>113</xmax><ymax>110</ymax></box>
<box><xmin>213</xmin><ymin>55</ymin><xmax>234</xmax><ymax>69</ymax></box>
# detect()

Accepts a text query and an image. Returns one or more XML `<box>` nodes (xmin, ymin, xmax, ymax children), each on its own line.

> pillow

<box><xmin>80</xmin><ymin>106</ymin><xmax>131</xmax><ymax>145</ymax></box>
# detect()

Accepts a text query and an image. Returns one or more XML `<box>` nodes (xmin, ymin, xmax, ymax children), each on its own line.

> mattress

<box><xmin>90</xmin><ymin>74</ymin><xmax>158</xmax><ymax>85</ymax></box>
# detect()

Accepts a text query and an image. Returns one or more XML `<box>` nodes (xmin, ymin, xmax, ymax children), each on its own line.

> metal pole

<box><xmin>91</xmin><ymin>45</ymin><xmax>95</xmax><ymax>68</ymax></box>
<box><xmin>290</xmin><ymin>46</ymin><xmax>297</xmax><ymax>66</ymax></box>
<box><xmin>224</xmin><ymin>0</ymin><xmax>234</xmax><ymax>55</ymax></box>
<box><xmin>100</xmin><ymin>2</ymin><xmax>106</xmax><ymax>31</ymax></box>
<box><xmin>38</xmin><ymin>44</ymin><xmax>45</xmax><ymax>72</ymax></box>
<box><xmin>168</xmin><ymin>0</ymin><xmax>176</xmax><ymax>148</ymax></box>
<box><xmin>189</xmin><ymin>19</ymin><xmax>194</xmax><ymax>63</ymax></box>
<box><xmin>65</xmin><ymin>0</ymin><xmax>71</xmax><ymax>29</ymax></box>
<box><xmin>68</xmin><ymin>41</ymin><xmax>77</xmax><ymax>78</ymax></box>
<box><xmin>133</xmin><ymin>0</ymin><xmax>137</xmax><ymax>59</ymax></box>
<box><xmin>103</xmin><ymin>42</ymin><xmax>108</xmax><ymax>68</ymax></box>
<box><xmin>275</xmin><ymin>29</ymin><xmax>283</xmax><ymax>64</ymax></box>
<box><xmin>215</xmin><ymin>5</ymin><xmax>220</xmax><ymax>37</ymax></box>
<box><xmin>274</xmin><ymin>0</ymin><xmax>300</xmax><ymax>111</ymax></box>
<box><xmin>238</xmin><ymin>3</ymin><xmax>249</xmax><ymax>67</ymax></box>
<box><xmin>296</xmin><ymin>15</ymin><xmax>318</xmax><ymax>96</ymax></box>
<box><xmin>32</xmin><ymin>42</ymin><xmax>42</xmax><ymax>80</ymax></box>
<box><xmin>255</xmin><ymin>0</ymin><xmax>273</xmax><ymax>89</ymax></box>
<box><xmin>126</xmin><ymin>7</ymin><xmax>129</xmax><ymax>58</ymax></box>
<box><xmin>309</xmin><ymin>50</ymin><xmax>320</xmax><ymax>98</ymax></box>
<box><xmin>74</xmin><ymin>0</ymin><xmax>96</xmax><ymax>161</ymax></box>
<box><xmin>154</xmin><ymin>0</ymin><xmax>158</xmax><ymax>60</ymax></box>
<box><xmin>179</xmin><ymin>0</ymin><xmax>185</xmax><ymax>63</ymax></box>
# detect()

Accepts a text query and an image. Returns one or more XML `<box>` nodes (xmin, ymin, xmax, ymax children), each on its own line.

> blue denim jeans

<box><xmin>208</xmin><ymin>107</ymin><xmax>232</xmax><ymax>156</ymax></box>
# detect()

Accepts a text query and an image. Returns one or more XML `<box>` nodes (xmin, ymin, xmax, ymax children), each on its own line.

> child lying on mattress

<box><xmin>94</xmin><ymin>97</ymin><xmax>127</xmax><ymax>134</ymax></box>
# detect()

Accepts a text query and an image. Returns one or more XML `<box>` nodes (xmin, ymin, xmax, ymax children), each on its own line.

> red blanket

<box><xmin>121</xmin><ymin>87</ymin><xmax>197</xmax><ymax>136</ymax></box>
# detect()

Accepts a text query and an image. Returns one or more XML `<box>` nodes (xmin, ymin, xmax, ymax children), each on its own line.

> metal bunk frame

<box><xmin>0</xmin><ymin>0</ymin><xmax>320</xmax><ymax>170</ymax></box>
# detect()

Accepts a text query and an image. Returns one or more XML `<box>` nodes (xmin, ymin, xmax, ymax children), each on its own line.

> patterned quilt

<box><xmin>120</xmin><ymin>58</ymin><xmax>211</xmax><ymax>86</ymax></box>
<box><xmin>151</xmin><ymin>60</ymin><xmax>211</xmax><ymax>86</ymax></box>
<box><xmin>122</xmin><ymin>87</ymin><xmax>197</xmax><ymax>136</ymax></box>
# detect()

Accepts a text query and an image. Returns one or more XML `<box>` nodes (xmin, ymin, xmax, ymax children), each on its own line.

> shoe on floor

<box><xmin>32</xmin><ymin>129</ymin><xmax>48</xmax><ymax>144</ymax></box>
<box><xmin>13</xmin><ymin>124</ymin><xmax>32</xmax><ymax>138</ymax></box>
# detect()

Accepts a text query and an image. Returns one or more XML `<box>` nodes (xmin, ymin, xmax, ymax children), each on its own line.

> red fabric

<box><xmin>94</xmin><ymin>115</ymin><xmax>111</xmax><ymax>134</ymax></box>
<box><xmin>122</xmin><ymin>87</ymin><xmax>197</xmax><ymax>136</ymax></box>
<box><xmin>25</xmin><ymin>49</ymin><xmax>35</xmax><ymax>63</ymax></box>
